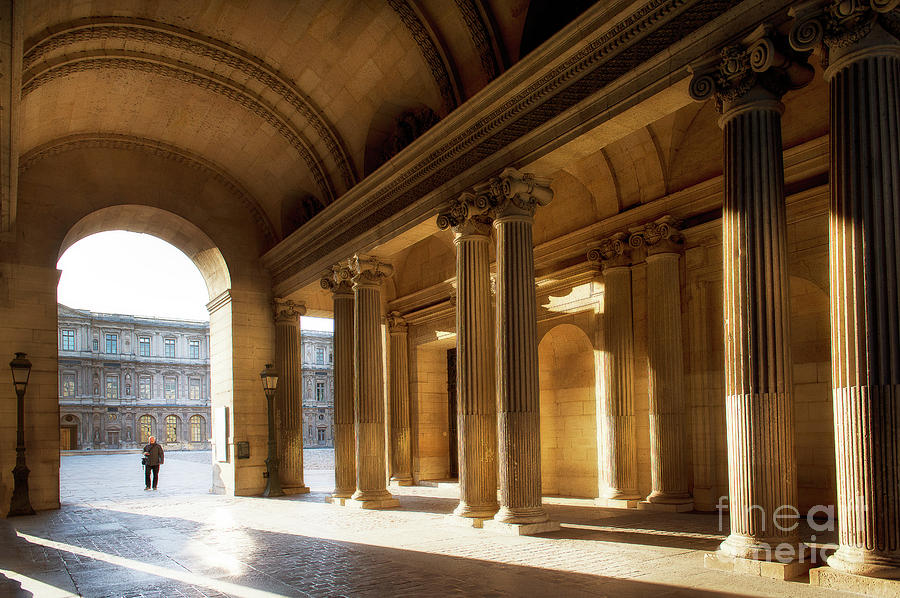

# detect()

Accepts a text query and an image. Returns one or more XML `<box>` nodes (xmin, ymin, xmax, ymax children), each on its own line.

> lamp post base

<box><xmin>8</xmin><ymin>462</ymin><xmax>34</xmax><ymax>517</ymax></box>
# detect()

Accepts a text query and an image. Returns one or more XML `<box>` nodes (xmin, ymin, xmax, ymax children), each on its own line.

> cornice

<box><xmin>23</xmin><ymin>17</ymin><xmax>357</xmax><ymax>192</ymax></box>
<box><xmin>20</xmin><ymin>133</ymin><xmax>277</xmax><ymax>248</ymax></box>
<box><xmin>263</xmin><ymin>0</ymin><xmax>779</xmax><ymax>296</ymax></box>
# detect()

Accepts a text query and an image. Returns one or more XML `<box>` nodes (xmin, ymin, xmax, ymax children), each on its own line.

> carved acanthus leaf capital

<box><xmin>387</xmin><ymin>311</ymin><xmax>408</xmax><ymax>334</ymax></box>
<box><xmin>629</xmin><ymin>216</ymin><xmax>685</xmax><ymax>255</ymax></box>
<box><xmin>320</xmin><ymin>260</ymin><xmax>354</xmax><ymax>296</ymax></box>
<box><xmin>689</xmin><ymin>24</ymin><xmax>814</xmax><ymax>113</ymax></box>
<box><xmin>274</xmin><ymin>298</ymin><xmax>306</xmax><ymax>324</ymax></box>
<box><xmin>437</xmin><ymin>190</ymin><xmax>493</xmax><ymax>237</ymax></box>
<box><xmin>789</xmin><ymin>0</ymin><xmax>900</xmax><ymax>67</ymax></box>
<box><xmin>587</xmin><ymin>232</ymin><xmax>633</xmax><ymax>270</ymax></box>
<box><xmin>351</xmin><ymin>254</ymin><xmax>394</xmax><ymax>288</ymax></box>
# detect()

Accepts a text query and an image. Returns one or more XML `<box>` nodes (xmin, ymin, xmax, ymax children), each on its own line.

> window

<box><xmin>139</xmin><ymin>415</ymin><xmax>153</xmax><ymax>443</ymax></box>
<box><xmin>189</xmin><ymin>340</ymin><xmax>200</xmax><ymax>359</ymax></box>
<box><xmin>61</xmin><ymin>329</ymin><xmax>75</xmax><ymax>351</ymax></box>
<box><xmin>316</xmin><ymin>381</ymin><xmax>326</xmax><ymax>402</ymax></box>
<box><xmin>105</xmin><ymin>333</ymin><xmax>117</xmax><ymax>354</ymax></box>
<box><xmin>165</xmin><ymin>415</ymin><xmax>178</xmax><ymax>443</ymax></box>
<box><xmin>189</xmin><ymin>378</ymin><xmax>201</xmax><ymax>401</ymax></box>
<box><xmin>190</xmin><ymin>415</ymin><xmax>205</xmax><ymax>442</ymax></box>
<box><xmin>139</xmin><ymin>375</ymin><xmax>152</xmax><ymax>399</ymax></box>
<box><xmin>328</xmin><ymin>351</ymin><xmax>333</xmax><ymax>364</ymax></box>
<box><xmin>62</xmin><ymin>373</ymin><xmax>76</xmax><ymax>398</ymax></box>
<box><xmin>92</xmin><ymin>338</ymin><xmax>99</xmax><ymax>352</ymax></box>
<box><xmin>317</xmin><ymin>428</ymin><xmax>326</xmax><ymax>442</ymax></box>
<box><xmin>164</xmin><ymin>338</ymin><xmax>176</xmax><ymax>358</ymax></box>
<box><xmin>139</xmin><ymin>336</ymin><xmax>151</xmax><ymax>357</ymax></box>
<box><xmin>164</xmin><ymin>377</ymin><xmax>177</xmax><ymax>401</ymax></box>
<box><xmin>316</xmin><ymin>347</ymin><xmax>324</xmax><ymax>364</ymax></box>
<box><xmin>105</xmin><ymin>375</ymin><xmax>118</xmax><ymax>399</ymax></box>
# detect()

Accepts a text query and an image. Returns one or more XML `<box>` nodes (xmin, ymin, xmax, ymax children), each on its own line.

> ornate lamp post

<box><xmin>9</xmin><ymin>352</ymin><xmax>34</xmax><ymax>516</ymax></box>
<box><xmin>260</xmin><ymin>363</ymin><xmax>284</xmax><ymax>497</ymax></box>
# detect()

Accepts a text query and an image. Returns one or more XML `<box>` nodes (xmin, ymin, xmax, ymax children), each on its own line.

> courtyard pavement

<box><xmin>0</xmin><ymin>450</ymin><xmax>857</xmax><ymax>598</ymax></box>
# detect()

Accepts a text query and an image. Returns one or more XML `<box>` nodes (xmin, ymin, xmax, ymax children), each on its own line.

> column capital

<box><xmin>273</xmin><ymin>298</ymin><xmax>305</xmax><ymax>324</ymax></box>
<box><xmin>437</xmin><ymin>191</ymin><xmax>494</xmax><ymax>237</ymax></box>
<box><xmin>789</xmin><ymin>0</ymin><xmax>900</xmax><ymax>73</ymax></box>
<box><xmin>629</xmin><ymin>216</ymin><xmax>685</xmax><ymax>256</ymax></box>
<box><xmin>320</xmin><ymin>260</ymin><xmax>354</xmax><ymax>296</ymax></box>
<box><xmin>387</xmin><ymin>311</ymin><xmax>408</xmax><ymax>335</ymax></box>
<box><xmin>689</xmin><ymin>24</ymin><xmax>814</xmax><ymax>115</ymax></box>
<box><xmin>587</xmin><ymin>232</ymin><xmax>633</xmax><ymax>270</ymax></box>
<box><xmin>351</xmin><ymin>254</ymin><xmax>394</xmax><ymax>289</ymax></box>
<box><xmin>489</xmin><ymin>168</ymin><xmax>553</xmax><ymax>220</ymax></box>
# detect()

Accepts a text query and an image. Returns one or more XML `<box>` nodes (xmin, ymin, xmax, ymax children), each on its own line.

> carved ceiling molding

<box><xmin>388</xmin><ymin>0</ymin><xmax>460</xmax><ymax>112</ymax></box>
<box><xmin>22</xmin><ymin>18</ymin><xmax>358</xmax><ymax>191</ymax></box>
<box><xmin>454</xmin><ymin>0</ymin><xmax>501</xmax><ymax>80</ymax></box>
<box><xmin>19</xmin><ymin>133</ymin><xmax>277</xmax><ymax>248</ymax></box>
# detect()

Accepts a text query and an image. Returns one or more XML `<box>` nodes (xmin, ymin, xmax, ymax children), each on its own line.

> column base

<box><xmin>828</xmin><ymin>547</ymin><xmax>900</xmax><ymax>579</ymax></box>
<box><xmin>345</xmin><ymin>497</ymin><xmax>401</xmax><ymax>509</ymax></box>
<box><xmin>389</xmin><ymin>477</ymin><xmax>415</xmax><ymax>487</ymax></box>
<box><xmin>482</xmin><ymin>519</ymin><xmax>561</xmax><ymax>536</ymax></box>
<box><xmin>638</xmin><ymin>500</ymin><xmax>694</xmax><ymax>512</ymax></box>
<box><xmin>453</xmin><ymin>501</ymin><xmax>499</xmax><ymax>520</ymax></box>
<box><xmin>326</xmin><ymin>495</ymin><xmax>349</xmax><ymax>506</ymax></box>
<box><xmin>704</xmin><ymin>552</ymin><xmax>812</xmax><ymax>581</ymax></box>
<box><xmin>282</xmin><ymin>485</ymin><xmax>310</xmax><ymax>495</ymax></box>
<box><xmin>595</xmin><ymin>497</ymin><xmax>640</xmax><ymax>509</ymax></box>
<box><xmin>810</xmin><ymin>566</ymin><xmax>900</xmax><ymax>596</ymax></box>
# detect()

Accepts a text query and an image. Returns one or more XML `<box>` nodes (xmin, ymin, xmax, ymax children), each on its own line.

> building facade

<box><xmin>301</xmin><ymin>330</ymin><xmax>334</xmax><ymax>448</ymax></box>
<box><xmin>57</xmin><ymin>304</ymin><xmax>211</xmax><ymax>451</ymax></box>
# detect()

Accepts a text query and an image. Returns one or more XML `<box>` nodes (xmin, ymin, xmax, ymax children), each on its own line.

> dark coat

<box><xmin>143</xmin><ymin>442</ymin><xmax>164</xmax><ymax>466</ymax></box>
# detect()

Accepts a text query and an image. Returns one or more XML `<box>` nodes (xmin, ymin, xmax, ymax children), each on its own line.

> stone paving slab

<box><xmin>0</xmin><ymin>453</ymin><xmax>859</xmax><ymax>598</ymax></box>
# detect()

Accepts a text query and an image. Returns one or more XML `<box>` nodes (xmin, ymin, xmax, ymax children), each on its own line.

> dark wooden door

<box><xmin>447</xmin><ymin>348</ymin><xmax>458</xmax><ymax>478</ymax></box>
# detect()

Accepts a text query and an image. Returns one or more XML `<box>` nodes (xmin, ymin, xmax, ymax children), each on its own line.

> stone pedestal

<box><xmin>588</xmin><ymin>233</ymin><xmax>639</xmax><ymax>506</ymax></box>
<box><xmin>489</xmin><ymin>168</ymin><xmax>558</xmax><ymax>534</ymax></box>
<box><xmin>387</xmin><ymin>312</ymin><xmax>413</xmax><ymax>486</ymax></box>
<box><xmin>273</xmin><ymin>298</ymin><xmax>309</xmax><ymax>495</ymax></box>
<box><xmin>632</xmin><ymin>218</ymin><xmax>693</xmax><ymax>511</ymax></box>
<box><xmin>321</xmin><ymin>262</ymin><xmax>356</xmax><ymax>502</ymax></box>
<box><xmin>790</xmin><ymin>3</ymin><xmax>900</xmax><ymax>579</ymax></box>
<box><xmin>349</xmin><ymin>255</ymin><xmax>399</xmax><ymax>509</ymax></box>
<box><xmin>438</xmin><ymin>191</ymin><xmax>499</xmax><ymax>522</ymax></box>
<box><xmin>690</xmin><ymin>26</ymin><xmax>813</xmax><ymax>568</ymax></box>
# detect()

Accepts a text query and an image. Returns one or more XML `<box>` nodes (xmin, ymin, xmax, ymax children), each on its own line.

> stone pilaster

<box><xmin>321</xmin><ymin>262</ymin><xmax>356</xmax><ymax>503</ymax></box>
<box><xmin>348</xmin><ymin>254</ymin><xmax>399</xmax><ymax>509</ymax></box>
<box><xmin>387</xmin><ymin>311</ymin><xmax>413</xmax><ymax>486</ymax></box>
<box><xmin>791</xmin><ymin>1</ymin><xmax>900</xmax><ymax>581</ymax></box>
<box><xmin>588</xmin><ymin>232</ymin><xmax>639</xmax><ymax>508</ymax></box>
<box><xmin>437</xmin><ymin>190</ymin><xmax>499</xmax><ymax>522</ymax></box>
<box><xmin>690</xmin><ymin>25</ymin><xmax>813</xmax><ymax>574</ymax></box>
<box><xmin>480</xmin><ymin>168</ymin><xmax>559</xmax><ymax>535</ymax></box>
<box><xmin>631</xmin><ymin>217</ymin><xmax>693</xmax><ymax>512</ymax></box>
<box><xmin>273</xmin><ymin>298</ymin><xmax>309</xmax><ymax>494</ymax></box>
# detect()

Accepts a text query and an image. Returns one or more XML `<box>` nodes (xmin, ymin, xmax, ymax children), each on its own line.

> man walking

<box><xmin>143</xmin><ymin>435</ymin><xmax>164</xmax><ymax>491</ymax></box>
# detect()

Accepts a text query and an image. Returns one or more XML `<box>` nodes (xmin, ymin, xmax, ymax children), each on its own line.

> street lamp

<box><xmin>9</xmin><ymin>352</ymin><xmax>34</xmax><ymax>516</ymax></box>
<box><xmin>260</xmin><ymin>363</ymin><xmax>283</xmax><ymax>497</ymax></box>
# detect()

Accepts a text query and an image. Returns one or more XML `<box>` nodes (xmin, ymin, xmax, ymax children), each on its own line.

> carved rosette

<box><xmin>587</xmin><ymin>232</ymin><xmax>633</xmax><ymax>270</ymax></box>
<box><xmin>387</xmin><ymin>311</ymin><xmax>408</xmax><ymax>335</ymax></box>
<box><xmin>790</xmin><ymin>0</ymin><xmax>900</xmax><ymax>68</ymax></box>
<box><xmin>320</xmin><ymin>261</ymin><xmax>354</xmax><ymax>296</ymax></box>
<box><xmin>350</xmin><ymin>254</ymin><xmax>394</xmax><ymax>289</ymax></box>
<box><xmin>629</xmin><ymin>216</ymin><xmax>685</xmax><ymax>255</ymax></box>
<box><xmin>273</xmin><ymin>298</ymin><xmax>306</xmax><ymax>324</ymax></box>
<box><xmin>689</xmin><ymin>24</ymin><xmax>814</xmax><ymax>113</ymax></box>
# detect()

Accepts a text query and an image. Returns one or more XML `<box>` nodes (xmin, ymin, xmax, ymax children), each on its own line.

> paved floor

<box><xmin>0</xmin><ymin>451</ymin><xmax>857</xmax><ymax>598</ymax></box>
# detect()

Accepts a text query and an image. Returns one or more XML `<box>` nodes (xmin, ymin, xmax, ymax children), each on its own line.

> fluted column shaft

<box><xmin>645</xmin><ymin>250</ymin><xmax>691</xmax><ymax>504</ymax></box>
<box><xmin>273</xmin><ymin>299</ymin><xmax>308</xmax><ymax>493</ymax></box>
<box><xmin>454</xmin><ymin>227</ymin><xmax>498</xmax><ymax>518</ymax></box>
<box><xmin>388</xmin><ymin>314</ymin><xmax>412</xmax><ymax>485</ymax></box>
<box><xmin>822</xmin><ymin>20</ymin><xmax>900</xmax><ymax>579</ymax></box>
<box><xmin>332</xmin><ymin>285</ymin><xmax>356</xmax><ymax>498</ymax></box>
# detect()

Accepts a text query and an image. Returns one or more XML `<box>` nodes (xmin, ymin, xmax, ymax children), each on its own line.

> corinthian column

<box><xmin>632</xmin><ymin>217</ymin><xmax>692</xmax><ymax>512</ymax></box>
<box><xmin>437</xmin><ymin>190</ymin><xmax>499</xmax><ymax>522</ymax></box>
<box><xmin>481</xmin><ymin>168</ymin><xmax>559</xmax><ymax>535</ymax></box>
<box><xmin>273</xmin><ymin>298</ymin><xmax>309</xmax><ymax>494</ymax></box>
<box><xmin>387</xmin><ymin>311</ymin><xmax>413</xmax><ymax>486</ymax></box>
<box><xmin>690</xmin><ymin>25</ymin><xmax>812</xmax><ymax>574</ymax></box>
<box><xmin>792</xmin><ymin>2</ymin><xmax>900</xmax><ymax>581</ymax></box>
<box><xmin>348</xmin><ymin>254</ymin><xmax>399</xmax><ymax>509</ymax></box>
<box><xmin>321</xmin><ymin>262</ymin><xmax>356</xmax><ymax>504</ymax></box>
<box><xmin>588</xmin><ymin>233</ymin><xmax>639</xmax><ymax>508</ymax></box>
